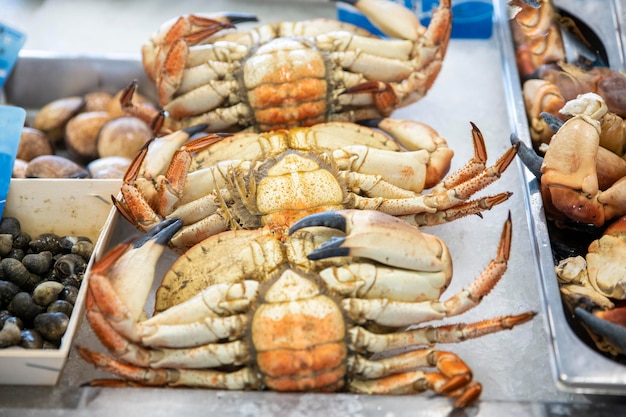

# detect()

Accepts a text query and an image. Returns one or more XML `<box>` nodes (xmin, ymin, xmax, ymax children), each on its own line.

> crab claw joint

<box><xmin>290</xmin><ymin>209</ymin><xmax>447</xmax><ymax>272</ymax></box>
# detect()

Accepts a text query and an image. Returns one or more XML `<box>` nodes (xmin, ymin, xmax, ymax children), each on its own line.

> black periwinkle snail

<box><xmin>0</xmin><ymin>217</ymin><xmax>92</xmax><ymax>349</ymax></box>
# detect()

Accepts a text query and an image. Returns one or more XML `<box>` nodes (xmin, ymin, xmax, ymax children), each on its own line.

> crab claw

<box><xmin>540</xmin><ymin>111</ymin><xmax>564</xmax><ymax>133</ymax></box>
<box><xmin>511</xmin><ymin>133</ymin><xmax>543</xmax><ymax>180</ymax></box>
<box><xmin>89</xmin><ymin>218</ymin><xmax>184</xmax><ymax>323</ymax></box>
<box><xmin>575</xmin><ymin>307</ymin><xmax>626</xmax><ymax>355</ymax></box>
<box><xmin>289</xmin><ymin>209</ymin><xmax>447</xmax><ymax>272</ymax></box>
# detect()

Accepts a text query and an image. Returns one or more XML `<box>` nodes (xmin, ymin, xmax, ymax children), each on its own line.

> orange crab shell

<box><xmin>252</xmin><ymin>281</ymin><xmax>348</xmax><ymax>391</ymax></box>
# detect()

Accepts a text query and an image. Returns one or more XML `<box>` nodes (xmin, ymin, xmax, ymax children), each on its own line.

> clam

<box><xmin>97</xmin><ymin>116</ymin><xmax>152</xmax><ymax>159</ymax></box>
<box><xmin>0</xmin><ymin>235</ymin><xmax>13</xmax><ymax>257</ymax></box>
<box><xmin>33</xmin><ymin>96</ymin><xmax>85</xmax><ymax>143</ymax></box>
<box><xmin>17</xmin><ymin>127</ymin><xmax>55</xmax><ymax>162</ymax></box>
<box><xmin>47</xmin><ymin>300</ymin><xmax>73</xmax><ymax>317</ymax></box>
<box><xmin>0</xmin><ymin>281</ymin><xmax>19</xmax><ymax>309</ymax></box>
<box><xmin>0</xmin><ymin>217</ymin><xmax>21</xmax><ymax>237</ymax></box>
<box><xmin>87</xmin><ymin>156</ymin><xmax>131</xmax><ymax>179</ymax></box>
<box><xmin>32</xmin><ymin>281</ymin><xmax>65</xmax><ymax>307</ymax></box>
<box><xmin>22</xmin><ymin>251</ymin><xmax>53</xmax><ymax>275</ymax></box>
<box><xmin>1</xmin><ymin>258</ymin><xmax>41</xmax><ymax>292</ymax></box>
<box><xmin>64</xmin><ymin>111</ymin><xmax>112</xmax><ymax>162</ymax></box>
<box><xmin>84</xmin><ymin>91</ymin><xmax>113</xmax><ymax>112</ymax></box>
<box><xmin>25</xmin><ymin>155</ymin><xmax>90</xmax><ymax>178</ymax></box>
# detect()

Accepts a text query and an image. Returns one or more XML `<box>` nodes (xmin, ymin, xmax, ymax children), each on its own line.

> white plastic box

<box><xmin>0</xmin><ymin>178</ymin><xmax>121</xmax><ymax>385</ymax></box>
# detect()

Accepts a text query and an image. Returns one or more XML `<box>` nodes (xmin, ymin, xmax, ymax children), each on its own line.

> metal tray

<box><xmin>495</xmin><ymin>0</ymin><xmax>626</xmax><ymax>394</ymax></box>
<box><xmin>2</xmin><ymin>49</ymin><xmax>156</xmax><ymax>115</ymax></box>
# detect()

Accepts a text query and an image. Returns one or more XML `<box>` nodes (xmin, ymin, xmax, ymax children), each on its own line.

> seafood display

<box><xmin>509</xmin><ymin>0</ymin><xmax>626</xmax><ymax>363</ymax></box>
<box><xmin>2</xmin><ymin>0</ymin><xmax>598</xmax><ymax>409</ymax></box>
<box><xmin>123</xmin><ymin>0</ymin><xmax>452</xmax><ymax>133</ymax></box>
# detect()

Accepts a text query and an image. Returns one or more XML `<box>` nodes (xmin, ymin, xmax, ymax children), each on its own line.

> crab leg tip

<box><xmin>331</xmin><ymin>0</ymin><xmax>358</xmax><ymax>5</ymax></box>
<box><xmin>289</xmin><ymin>211</ymin><xmax>348</xmax><ymax>235</ymax></box>
<box><xmin>183</xmin><ymin>124</ymin><xmax>209</xmax><ymax>136</ymax></box>
<box><xmin>307</xmin><ymin>237</ymin><xmax>350</xmax><ymax>260</ymax></box>
<box><xmin>540</xmin><ymin>112</ymin><xmax>564</xmax><ymax>132</ymax></box>
<box><xmin>357</xmin><ymin>118</ymin><xmax>384</xmax><ymax>128</ymax></box>
<box><xmin>134</xmin><ymin>218</ymin><xmax>183</xmax><ymax>249</ymax></box>
<box><xmin>224</xmin><ymin>12</ymin><xmax>259</xmax><ymax>24</ymax></box>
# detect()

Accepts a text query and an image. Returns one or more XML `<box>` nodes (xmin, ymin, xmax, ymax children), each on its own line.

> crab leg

<box><xmin>143</xmin><ymin>13</ymin><xmax>258</xmax><ymax>103</ymax></box>
<box><xmin>78</xmin><ymin>347</ymin><xmax>261</xmax><ymax>389</ymax></box>
<box><xmin>349</xmin><ymin>312</ymin><xmax>536</xmax><ymax>353</ymax></box>
<box><xmin>336</xmin><ymin>0</ymin><xmax>451</xmax><ymax>112</ymax></box>
<box><xmin>115</xmin><ymin>130</ymin><xmax>228</xmax><ymax>230</ymax></box>
<box><xmin>348</xmin><ymin>349</ymin><xmax>481</xmax><ymax>408</ymax></box>
<box><xmin>330</xmin><ymin>124</ymin><xmax>517</xmax><ymax>221</ymax></box>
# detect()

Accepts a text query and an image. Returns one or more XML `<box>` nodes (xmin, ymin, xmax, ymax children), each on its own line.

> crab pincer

<box><xmin>575</xmin><ymin>307</ymin><xmax>626</xmax><ymax>356</ymax></box>
<box><xmin>290</xmin><ymin>209</ymin><xmax>447</xmax><ymax>272</ymax></box>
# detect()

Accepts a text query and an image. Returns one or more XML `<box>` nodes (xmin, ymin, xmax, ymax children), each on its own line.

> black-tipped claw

<box><xmin>134</xmin><ymin>218</ymin><xmax>183</xmax><ymax>249</ymax></box>
<box><xmin>289</xmin><ymin>211</ymin><xmax>348</xmax><ymax>235</ymax></box>
<box><xmin>330</xmin><ymin>0</ymin><xmax>358</xmax><ymax>5</ymax></box>
<box><xmin>183</xmin><ymin>124</ymin><xmax>210</xmax><ymax>136</ymax></box>
<box><xmin>357</xmin><ymin>118</ymin><xmax>384</xmax><ymax>128</ymax></box>
<box><xmin>511</xmin><ymin>133</ymin><xmax>543</xmax><ymax>180</ymax></box>
<box><xmin>575</xmin><ymin>307</ymin><xmax>626</xmax><ymax>355</ymax></box>
<box><xmin>224</xmin><ymin>12</ymin><xmax>259</xmax><ymax>25</ymax></box>
<box><xmin>540</xmin><ymin>112</ymin><xmax>564</xmax><ymax>133</ymax></box>
<box><xmin>307</xmin><ymin>236</ymin><xmax>350</xmax><ymax>261</ymax></box>
<box><xmin>521</xmin><ymin>0</ymin><xmax>540</xmax><ymax>7</ymax></box>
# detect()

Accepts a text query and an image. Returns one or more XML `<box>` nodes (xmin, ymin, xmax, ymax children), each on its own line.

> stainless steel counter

<box><xmin>1</xmin><ymin>1</ymin><xmax>626</xmax><ymax>415</ymax></box>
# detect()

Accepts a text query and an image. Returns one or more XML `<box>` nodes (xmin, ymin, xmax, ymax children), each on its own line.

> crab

<box><xmin>78</xmin><ymin>208</ymin><xmax>535</xmax><ymax>408</ymax></box>
<box><xmin>515</xmin><ymin>93</ymin><xmax>626</xmax><ymax>227</ymax></box>
<box><xmin>555</xmin><ymin>214</ymin><xmax>626</xmax><ymax>356</ymax></box>
<box><xmin>509</xmin><ymin>0</ymin><xmax>565</xmax><ymax>78</ymax></box>
<box><xmin>537</xmin><ymin>63</ymin><xmax>626</xmax><ymax>118</ymax></box>
<box><xmin>122</xmin><ymin>0</ymin><xmax>452</xmax><ymax>133</ymax></box>
<box><xmin>509</xmin><ymin>0</ymin><xmax>605</xmax><ymax>79</ymax></box>
<box><xmin>111</xmin><ymin>118</ymin><xmax>519</xmax><ymax>251</ymax></box>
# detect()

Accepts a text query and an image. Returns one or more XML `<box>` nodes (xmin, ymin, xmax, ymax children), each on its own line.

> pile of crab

<box><xmin>511</xmin><ymin>0</ymin><xmax>626</xmax><ymax>357</ymax></box>
<box><xmin>75</xmin><ymin>0</ymin><xmax>536</xmax><ymax>411</ymax></box>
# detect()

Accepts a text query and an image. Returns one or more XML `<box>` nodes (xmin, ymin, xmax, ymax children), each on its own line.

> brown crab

<box><xmin>123</xmin><ymin>0</ymin><xmax>452</xmax><ymax>133</ymax></box>
<box><xmin>111</xmin><ymin>119</ymin><xmax>518</xmax><ymax>252</ymax></box>
<box><xmin>78</xmin><ymin>209</ymin><xmax>534</xmax><ymax>409</ymax></box>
